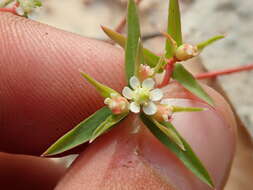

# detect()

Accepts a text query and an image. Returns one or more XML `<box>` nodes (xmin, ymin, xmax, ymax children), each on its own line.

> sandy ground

<box><xmin>35</xmin><ymin>0</ymin><xmax>253</xmax><ymax>136</ymax></box>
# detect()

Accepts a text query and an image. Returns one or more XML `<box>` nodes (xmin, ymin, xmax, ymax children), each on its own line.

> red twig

<box><xmin>115</xmin><ymin>17</ymin><xmax>126</xmax><ymax>34</ymax></box>
<box><xmin>115</xmin><ymin>0</ymin><xmax>143</xmax><ymax>33</ymax></box>
<box><xmin>0</xmin><ymin>7</ymin><xmax>16</xmax><ymax>14</ymax></box>
<box><xmin>158</xmin><ymin>58</ymin><xmax>176</xmax><ymax>88</ymax></box>
<box><xmin>195</xmin><ymin>64</ymin><xmax>253</xmax><ymax>80</ymax></box>
<box><xmin>0</xmin><ymin>1</ymin><xmax>19</xmax><ymax>15</ymax></box>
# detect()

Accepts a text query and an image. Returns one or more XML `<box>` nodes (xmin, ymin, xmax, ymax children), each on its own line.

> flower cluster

<box><xmin>16</xmin><ymin>0</ymin><xmax>42</xmax><ymax>17</ymax></box>
<box><xmin>0</xmin><ymin>0</ymin><xmax>42</xmax><ymax>17</ymax></box>
<box><xmin>100</xmin><ymin>72</ymin><xmax>175</xmax><ymax>122</ymax></box>
<box><xmin>122</xmin><ymin>76</ymin><xmax>163</xmax><ymax>115</ymax></box>
<box><xmin>42</xmin><ymin>1</ymin><xmax>217</xmax><ymax>187</ymax></box>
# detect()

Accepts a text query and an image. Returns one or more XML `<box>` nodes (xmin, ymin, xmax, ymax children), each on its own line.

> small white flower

<box><xmin>122</xmin><ymin>76</ymin><xmax>163</xmax><ymax>115</ymax></box>
<box><xmin>16</xmin><ymin>0</ymin><xmax>42</xmax><ymax>17</ymax></box>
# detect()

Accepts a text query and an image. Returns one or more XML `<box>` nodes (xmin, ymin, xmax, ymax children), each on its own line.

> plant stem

<box><xmin>158</xmin><ymin>58</ymin><xmax>176</xmax><ymax>88</ymax></box>
<box><xmin>159</xmin><ymin>63</ymin><xmax>253</xmax><ymax>87</ymax></box>
<box><xmin>0</xmin><ymin>7</ymin><xmax>16</xmax><ymax>14</ymax></box>
<box><xmin>195</xmin><ymin>64</ymin><xmax>253</xmax><ymax>80</ymax></box>
<box><xmin>0</xmin><ymin>1</ymin><xmax>18</xmax><ymax>15</ymax></box>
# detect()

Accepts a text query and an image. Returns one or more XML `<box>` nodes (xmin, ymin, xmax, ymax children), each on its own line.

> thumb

<box><xmin>55</xmin><ymin>83</ymin><xmax>236</xmax><ymax>190</ymax></box>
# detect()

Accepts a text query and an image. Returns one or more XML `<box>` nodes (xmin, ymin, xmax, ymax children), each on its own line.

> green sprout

<box><xmin>40</xmin><ymin>0</ymin><xmax>229</xmax><ymax>188</ymax></box>
<box><xmin>0</xmin><ymin>0</ymin><xmax>42</xmax><ymax>18</ymax></box>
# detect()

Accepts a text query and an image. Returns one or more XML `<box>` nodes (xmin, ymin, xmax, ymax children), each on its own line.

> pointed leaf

<box><xmin>101</xmin><ymin>26</ymin><xmax>166</xmax><ymax>69</ymax></box>
<box><xmin>152</xmin><ymin>118</ymin><xmax>185</xmax><ymax>150</ymax></box>
<box><xmin>90</xmin><ymin>113</ymin><xmax>128</xmax><ymax>142</ymax></box>
<box><xmin>197</xmin><ymin>35</ymin><xmax>225</xmax><ymax>51</ymax></box>
<box><xmin>125</xmin><ymin>0</ymin><xmax>142</xmax><ymax>82</ymax></box>
<box><xmin>172</xmin><ymin>64</ymin><xmax>214</xmax><ymax>105</ymax></box>
<box><xmin>166</xmin><ymin>0</ymin><xmax>183</xmax><ymax>58</ymax></box>
<box><xmin>143</xmin><ymin>48</ymin><xmax>163</xmax><ymax>69</ymax></box>
<box><xmin>135</xmin><ymin>39</ymin><xmax>145</xmax><ymax>76</ymax></box>
<box><xmin>42</xmin><ymin>107</ymin><xmax>112</xmax><ymax>156</ymax></box>
<box><xmin>140</xmin><ymin>113</ymin><xmax>214</xmax><ymax>188</ymax></box>
<box><xmin>34</xmin><ymin>0</ymin><xmax>42</xmax><ymax>7</ymax></box>
<box><xmin>101</xmin><ymin>25</ymin><xmax>125</xmax><ymax>47</ymax></box>
<box><xmin>81</xmin><ymin>72</ymin><xmax>119</xmax><ymax>98</ymax></box>
<box><xmin>172</xmin><ymin>106</ymin><xmax>205</xmax><ymax>113</ymax></box>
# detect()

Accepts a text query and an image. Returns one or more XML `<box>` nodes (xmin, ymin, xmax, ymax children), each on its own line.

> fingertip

<box><xmin>56</xmin><ymin>84</ymin><xmax>236</xmax><ymax>190</ymax></box>
<box><xmin>0</xmin><ymin>12</ymin><xmax>125</xmax><ymax>155</ymax></box>
<box><xmin>0</xmin><ymin>152</ymin><xmax>66</xmax><ymax>190</ymax></box>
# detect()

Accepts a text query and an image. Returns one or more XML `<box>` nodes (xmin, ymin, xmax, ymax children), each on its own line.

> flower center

<box><xmin>132</xmin><ymin>87</ymin><xmax>150</xmax><ymax>105</ymax></box>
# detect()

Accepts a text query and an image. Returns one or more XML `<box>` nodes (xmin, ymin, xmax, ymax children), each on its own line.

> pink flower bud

<box><xmin>153</xmin><ymin>104</ymin><xmax>172</xmax><ymax>122</ymax></box>
<box><xmin>139</xmin><ymin>64</ymin><xmax>154</xmax><ymax>81</ymax></box>
<box><xmin>175</xmin><ymin>44</ymin><xmax>199</xmax><ymax>61</ymax></box>
<box><xmin>104</xmin><ymin>94</ymin><xmax>129</xmax><ymax>115</ymax></box>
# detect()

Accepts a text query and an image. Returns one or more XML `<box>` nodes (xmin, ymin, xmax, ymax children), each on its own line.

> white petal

<box><xmin>130</xmin><ymin>76</ymin><xmax>140</xmax><ymax>89</ymax></box>
<box><xmin>142</xmin><ymin>78</ymin><xmax>155</xmax><ymax>90</ymax></box>
<box><xmin>162</xmin><ymin>114</ymin><xmax>169</xmax><ymax>122</ymax></box>
<box><xmin>129</xmin><ymin>102</ymin><xmax>140</xmax><ymax>113</ymax></box>
<box><xmin>143</xmin><ymin>102</ymin><xmax>157</xmax><ymax>115</ymax></box>
<box><xmin>16</xmin><ymin>7</ymin><xmax>24</xmax><ymax>16</ymax></box>
<box><xmin>104</xmin><ymin>98</ymin><xmax>111</xmax><ymax>104</ymax></box>
<box><xmin>122</xmin><ymin>87</ymin><xmax>133</xmax><ymax>99</ymax></box>
<box><xmin>150</xmin><ymin>89</ymin><xmax>163</xmax><ymax>101</ymax></box>
<box><xmin>160</xmin><ymin>98</ymin><xmax>173</xmax><ymax>105</ymax></box>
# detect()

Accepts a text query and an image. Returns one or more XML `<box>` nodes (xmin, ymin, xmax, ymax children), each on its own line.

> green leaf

<box><xmin>101</xmin><ymin>26</ymin><xmax>126</xmax><ymax>48</ymax></box>
<box><xmin>151</xmin><ymin>118</ymin><xmax>185</xmax><ymax>150</ymax></box>
<box><xmin>197</xmin><ymin>35</ymin><xmax>225</xmax><ymax>51</ymax></box>
<box><xmin>166</xmin><ymin>0</ymin><xmax>183</xmax><ymax>58</ymax></box>
<box><xmin>101</xmin><ymin>26</ymin><xmax>165</xmax><ymax>69</ymax></box>
<box><xmin>90</xmin><ymin>113</ymin><xmax>128</xmax><ymax>143</ymax></box>
<box><xmin>140</xmin><ymin>113</ymin><xmax>214</xmax><ymax>188</ymax></box>
<box><xmin>80</xmin><ymin>72</ymin><xmax>119</xmax><ymax>98</ymax></box>
<box><xmin>143</xmin><ymin>48</ymin><xmax>162</xmax><ymax>68</ymax></box>
<box><xmin>172</xmin><ymin>64</ymin><xmax>214</xmax><ymax>105</ymax></box>
<box><xmin>42</xmin><ymin>107</ymin><xmax>112</xmax><ymax>156</ymax></box>
<box><xmin>34</xmin><ymin>0</ymin><xmax>43</xmax><ymax>7</ymax></box>
<box><xmin>171</xmin><ymin>106</ymin><xmax>205</xmax><ymax>113</ymax></box>
<box><xmin>125</xmin><ymin>0</ymin><xmax>142</xmax><ymax>82</ymax></box>
<box><xmin>135</xmin><ymin>39</ymin><xmax>145</xmax><ymax>76</ymax></box>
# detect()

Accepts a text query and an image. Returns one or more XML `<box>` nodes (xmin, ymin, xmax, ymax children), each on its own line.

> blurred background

<box><xmin>35</xmin><ymin>0</ymin><xmax>253</xmax><ymax>136</ymax></box>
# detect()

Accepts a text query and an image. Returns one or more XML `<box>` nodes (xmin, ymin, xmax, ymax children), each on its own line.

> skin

<box><xmin>0</xmin><ymin>13</ymin><xmax>236</xmax><ymax>189</ymax></box>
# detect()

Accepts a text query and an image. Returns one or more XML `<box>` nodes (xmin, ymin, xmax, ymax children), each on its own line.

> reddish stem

<box><xmin>0</xmin><ymin>1</ymin><xmax>19</xmax><ymax>15</ymax></box>
<box><xmin>195</xmin><ymin>64</ymin><xmax>253</xmax><ymax>80</ymax></box>
<box><xmin>0</xmin><ymin>7</ymin><xmax>16</xmax><ymax>14</ymax></box>
<box><xmin>158</xmin><ymin>58</ymin><xmax>176</xmax><ymax>88</ymax></box>
<box><xmin>115</xmin><ymin>18</ymin><xmax>126</xmax><ymax>34</ymax></box>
